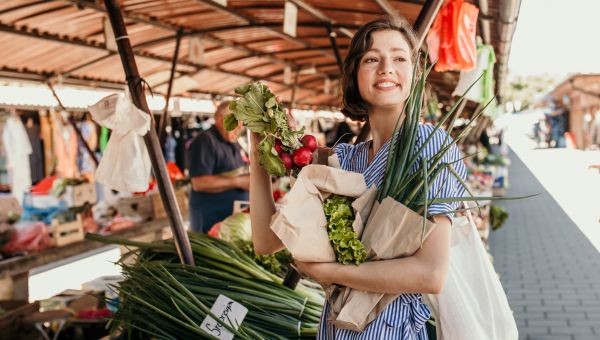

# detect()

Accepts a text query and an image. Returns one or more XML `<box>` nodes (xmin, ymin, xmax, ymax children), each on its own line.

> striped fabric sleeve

<box><xmin>416</xmin><ymin>125</ymin><xmax>467</xmax><ymax>217</ymax></box>
<box><xmin>333</xmin><ymin>142</ymin><xmax>354</xmax><ymax>169</ymax></box>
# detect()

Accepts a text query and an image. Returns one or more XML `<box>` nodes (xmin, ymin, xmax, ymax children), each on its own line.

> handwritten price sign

<box><xmin>200</xmin><ymin>295</ymin><xmax>248</xmax><ymax>340</ymax></box>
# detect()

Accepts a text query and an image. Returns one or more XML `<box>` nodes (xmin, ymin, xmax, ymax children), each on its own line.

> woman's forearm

<box><xmin>318</xmin><ymin>216</ymin><xmax>452</xmax><ymax>295</ymax></box>
<box><xmin>249</xmin><ymin>133</ymin><xmax>285</xmax><ymax>255</ymax></box>
<box><xmin>326</xmin><ymin>255</ymin><xmax>442</xmax><ymax>294</ymax></box>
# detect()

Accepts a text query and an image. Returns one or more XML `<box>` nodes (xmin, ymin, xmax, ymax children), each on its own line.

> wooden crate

<box><xmin>151</xmin><ymin>188</ymin><xmax>189</xmax><ymax>220</ymax></box>
<box><xmin>49</xmin><ymin>214</ymin><xmax>84</xmax><ymax>247</ymax></box>
<box><xmin>63</xmin><ymin>183</ymin><xmax>97</xmax><ymax>207</ymax></box>
<box><xmin>117</xmin><ymin>195</ymin><xmax>154</xmax><ymax>220</ymax></box>
<box><xmin>0</xmin><ymin>196</ymin><xmax>22</xmax><ymax>222</ymax></box>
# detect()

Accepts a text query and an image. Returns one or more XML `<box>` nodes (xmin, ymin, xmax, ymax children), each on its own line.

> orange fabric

<box><xmin>427</xmin><ymin>0</ymin><xmax>479</xmax><ymax>72</ymax></box>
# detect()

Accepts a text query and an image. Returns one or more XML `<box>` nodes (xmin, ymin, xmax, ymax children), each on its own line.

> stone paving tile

<box><xmin>489</xmin><ymin>149</ymin><xmax>600</xmax><ymax>340</ymax></box>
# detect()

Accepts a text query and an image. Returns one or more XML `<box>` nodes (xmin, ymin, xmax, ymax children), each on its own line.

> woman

<box><xmin>250</xmin><ymin>16</ymin><xmax>466</xmax><ymax>339</ymax></box>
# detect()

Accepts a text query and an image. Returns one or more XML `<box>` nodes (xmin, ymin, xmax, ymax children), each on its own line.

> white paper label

<box><xmin>283</xmin><ymin>66</ymin><xmax>293</xmax><ymax>85</ymax></box>
<box><xmin>200</xmin><ymin>295</ymin><xmax>248</xmax><ymax>340</ymax></box>
<box><xmin>189</xmin><ymin>36</ymin><xmax>205</xmax><ymax>64</ymax></box>
<box><xmin>211</xmin><ymin>0</ymin><xmax>227</xmax><ymax>6</ymax></box>
<box><xmin>104</xmin><ymin>17</ymin><xmax>117</xmax><ymax>52</ymax></box>
<box><xmin>283</xmin><ymin>2</ymin><xmax>298</xmax><ymax>37</ymax></box>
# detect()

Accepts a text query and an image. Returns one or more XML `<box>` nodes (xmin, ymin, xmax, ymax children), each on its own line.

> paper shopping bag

<box><xmin>270</xmin><ymin>164</ymin><xmax>377</xmax><ymax>262</ymax></box>
<box><xmin>330</xmin><ymin>197</ymin><xmax>437</xmax><ymax>331</ymax></box>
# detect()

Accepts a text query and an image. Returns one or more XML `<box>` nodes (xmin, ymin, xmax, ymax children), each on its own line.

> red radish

<box><xmin>292</xmin><ymin>147</ymin><xmax>313</xmax><ymax>167</ymax></box>
<box><xmin>300</xmin><ymin>135</ymin><xmax>318</xmax><ymax>152</ymax></box>
<box><xmin>280</xmin><ymin>152</ymin><xmax>293</xmax><ymax>170</ymax></box>
<box><xmin>274</xmin><ymin>139</ymin><xmax>283</xmax><ymax>154</ymax></box>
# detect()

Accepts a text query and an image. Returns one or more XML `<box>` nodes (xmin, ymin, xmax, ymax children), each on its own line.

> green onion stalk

<box><xmin>86</xmin><ymin>232</ymin><xmax>323</xmax><ymax>339</ymax></box>
<box><xmin>377</xmin><ymin>53</ymin><xmax>535</xmax><ymax>244</ymax></box>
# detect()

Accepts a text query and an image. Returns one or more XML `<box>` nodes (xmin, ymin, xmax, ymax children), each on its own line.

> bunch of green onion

<box><xmin>87</xmin><ymin>232</ymin><xmax>323</xmax><ymax>339</ymax></box>
<box><xmin>378</xmin><ymin>54</ymin><xmax>532</xmax><ymax>242</ymax></box>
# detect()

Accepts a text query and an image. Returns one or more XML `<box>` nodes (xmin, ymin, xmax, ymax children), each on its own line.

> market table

<box><xmin>0</xmin><ymin>218</ymin><xmax>176</xmax><ymax>300</ymax></box>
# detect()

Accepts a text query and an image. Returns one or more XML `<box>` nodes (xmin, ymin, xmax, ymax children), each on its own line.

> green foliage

<box><xmin>258</xmin><ymin>137</ymin><xmax>286</xmax><ymax>177</ymax></box>
<box><xmin>227</xmin><ymin>82</ymin><xmax>304</xmax><ymax>176</ymax></box>
<box><xmin>323</xmin><ymin>195</ymin><xmax>367</xmax><ymax>265</ymax></box>
<box><xmin>490</xmin><ymin>205</ymin><xmax>509</xmax><ymax>231</ymax></box>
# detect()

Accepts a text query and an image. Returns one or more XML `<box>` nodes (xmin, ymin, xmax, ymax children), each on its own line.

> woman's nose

<box><xmin>377</xmin><ymin>58</ymin><xmax>393</xmax><ymax>74</ymax></box>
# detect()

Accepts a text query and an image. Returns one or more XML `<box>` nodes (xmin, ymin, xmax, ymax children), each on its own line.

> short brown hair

<box><xmin>341</xmin><ymin>16</ymin><xmax>419</xmax><ymax>121</ymax></box>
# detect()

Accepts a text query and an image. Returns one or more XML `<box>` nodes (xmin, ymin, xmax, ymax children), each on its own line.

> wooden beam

<box><xmin>326</xmin><ymin>24</ymin><xmax>343</xmax><ymax>73</ymax></box>
<box><xmin>191</xmin><ymin>0</ymin><xmax>336</xmax><ymax>59</ymax></box>
<box><xmin>61</xmin><ymin>0</ymin><xmax>302</xmax><ymax>72</ymax></box>
<box><xmin>47</xmin><ymin>81</ymin><xmax>99</xmax><ymax>167</ymax></box>
<box><xmin>103</xmin><ymin>0</ymin><xmax>194</xmax><ymax>266</ymax></box>
<box><xmin>62</xmin><ymin>52</ymin><xmax>116</xmax><ymax>78</ymax></box>
<box><xmin>414</xmin><ymin>0</ymin><xmax>445</xmax><ymax>48</ymax></box>
<box><xmin>0</xmin><ymin>22</ymin><xmax>320</xmax><ymax>97</ymax></box>
<box><xmin>159</xmin><ymin>29</ymin><xmax>183</xmax><ymax>143</ymax></box>
<box><xmin>374</xmin><ymin>0</ymin><xmax>399</xmax><ymax>16</ymax></box>
<box><xmin>289</xmin><ymin>0</ymin><xmax>353</xmax><ymax>38</ymax></box>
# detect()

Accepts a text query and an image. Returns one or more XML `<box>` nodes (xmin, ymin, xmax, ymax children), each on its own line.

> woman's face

<box><xmin>357</xmin><ymin>29</ymin><xmax>414</xmax><ymax>113</ymax></box>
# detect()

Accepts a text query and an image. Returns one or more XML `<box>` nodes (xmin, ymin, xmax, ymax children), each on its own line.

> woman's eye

<box><xmin>395</xmin><ymin>57</ymin><xmax>407</xmax><ymax>62</ymax></box>
<box><xmin>364</xmin><ymin>57</ymin><xmax>377</xmax><ymax>63</ymax></box>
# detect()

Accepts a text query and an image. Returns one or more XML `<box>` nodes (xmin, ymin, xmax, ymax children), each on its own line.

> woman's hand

<box><xmin>250</xmin><ymin>131</ymin><xmax>263</xmax><ymax>154</ymax></box>
<box><xmin>294</xmin><ymin>260</ymin><xmax>341</xmax><ymax>286</ymax></box>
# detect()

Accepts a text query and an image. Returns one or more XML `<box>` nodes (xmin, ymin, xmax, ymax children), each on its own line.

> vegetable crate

<box><xmin>150</xmin><ymin>188</ymin><xmax>188</xmax><ymax>220</ymax></box>
<box><xmin>0</xmin><ymin>195</ymin><xmax>21</xmax><ymax>222</ymax></box>
<box><xmin>117</xmin><ymin>195</ymin><xmax>154</xmax><ymax>220</ymax></box>
<box><xmin>63</xmin><ymin>183</ymin><xmax>97</xmax><ymax>207</ymax></box>
<box><xmin>49</xmin><ymin>214</ymin><xmax>84</xmax><ymax>247</ymax></box>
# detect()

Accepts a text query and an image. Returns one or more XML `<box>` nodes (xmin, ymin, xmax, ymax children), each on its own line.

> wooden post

<box><xmin>158</xmin><ymin>28</ymin><xmax>183</xmax><ymax>143</ymax></box>
<box><xmin>103</xmin><ymin>0</ymin><xmax>194</xmax><ymax>266</ymax></box>
<box><xmin>414</xmin><ymin>0</ymin><xmax>445</xmax><ymax>48</ymax></box>
<box><xmin>326</xmin><ymin>24</ymin><xmax>343</xmax><ymax>73</ymax></box>
<box><xmin>289</xmin><ymin>66</ymin><xmax>301</xmax><ymax>109</ymax></box>
<box><xmin>47</xmin><ymin>82</ymin><xmax>99</xmax><ymax>167</ymax></box>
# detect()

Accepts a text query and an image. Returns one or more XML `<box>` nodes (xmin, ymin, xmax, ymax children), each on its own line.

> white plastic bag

<box><xmin>89</xmin><ymin>94</ymin><xmax>152</xmax><ymax>192</ymax></box>
<box><xmin>424</xmin><ymin>209</ymin><xmax>518</xmax><ymax>340</ymax></box>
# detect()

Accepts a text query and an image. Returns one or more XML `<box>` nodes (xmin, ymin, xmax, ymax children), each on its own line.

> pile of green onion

<box><xmin>87</xmin><ymin>232</ymin><xmax>323</xmax><ymax>339</ymax></box>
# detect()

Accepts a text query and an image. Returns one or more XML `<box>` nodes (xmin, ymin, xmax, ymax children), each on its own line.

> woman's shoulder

<box><xmin>332</xmin><ymin>141</ymin><xmax>368</xmax><ymax>156</ymax></box>
<box><xmin>415</xmin><ymin>124</ymin><xmax>462</xmax><ymax>161</ymax></box>
<box><xmin>332</xmin><ymin>141</ymin><xmax>369</xmax><ymax>168</ymax></box>
<box><xmin>417</xmin><ymin>123</ymin><xmax>451</xmax><ymax>140</ymax></box>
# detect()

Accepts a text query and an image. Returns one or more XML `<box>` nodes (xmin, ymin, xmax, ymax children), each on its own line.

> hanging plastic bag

<box><xmin>89</xmin><ymin>94</ymin><xmax>152</xmax><ymax>193</ymax></box>
<box><xmin>423</xmin><ymin>209</ymin><xmax>518</xmax><ymax>340</ymax></box>
<box><xmin>427</xmin><ymin>0</ymin><xmax>479</xmax><ymax>72</ymax></box>
<box><xmin>453</xmin><ymin>0</ymin><xmax>479</xmax><ymax>69</ymax></box>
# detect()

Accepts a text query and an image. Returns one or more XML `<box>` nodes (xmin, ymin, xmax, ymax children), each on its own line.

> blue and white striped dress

<box><xmin>317</xmin><ymin>124</ymin><xmax>467</xmax><ymax>340</ymax></box>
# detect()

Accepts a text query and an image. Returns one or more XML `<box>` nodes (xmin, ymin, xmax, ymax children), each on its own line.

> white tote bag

<box><xmin>424</xmin><ymin>208</ymin><xmax>518</xmax><ymax>340</ymax></box>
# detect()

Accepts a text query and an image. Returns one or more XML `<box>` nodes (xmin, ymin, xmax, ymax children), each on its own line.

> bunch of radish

<box><xmin>275</xmin><ymin>135</ymin><xmax>317</xmax><ymax>172</ymax></box>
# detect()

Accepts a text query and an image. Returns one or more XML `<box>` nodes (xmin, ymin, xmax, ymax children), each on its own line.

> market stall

<box><xmin>0</xmin><ymin>0</ymin><xmax>522</xmax><ymax>338</ymax></box>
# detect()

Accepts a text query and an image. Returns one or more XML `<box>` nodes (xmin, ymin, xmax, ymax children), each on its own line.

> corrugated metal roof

<box><xmin>0</xmin><ymin>0</ymin><xmax>520</xmax><ymax>110</ymax></box>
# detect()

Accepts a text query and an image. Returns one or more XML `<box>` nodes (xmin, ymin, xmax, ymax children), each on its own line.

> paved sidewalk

<box><xmin>489</xmin><ymin>149</ymin><xmax>600</xmax><ymax>340</ymax></box>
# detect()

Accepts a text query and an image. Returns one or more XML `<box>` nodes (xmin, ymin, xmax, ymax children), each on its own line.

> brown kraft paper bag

<box><xmin>329</xmin><ymin>197</ymin><xmax>437</xmax><ymax>331</ymax></box>
<box><xmin>270</xmin><ymin>164</ymin><xmax>378</xmax><ymax>262</ymax></box>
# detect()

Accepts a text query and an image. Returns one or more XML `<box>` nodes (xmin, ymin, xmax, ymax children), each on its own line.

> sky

<box><xmin>508</xmin><ymin>0</ymin><xmax>600</xmax><ymax>77</ymax></box>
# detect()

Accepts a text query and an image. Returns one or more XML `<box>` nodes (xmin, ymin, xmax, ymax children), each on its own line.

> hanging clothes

<box><xmin>52</xmin><ymin>112</ymin><xmax>79</xmax><ymax>178</ymax></box>
<box><xmin>2</xmin><ymin>115</ymin><xmax>32</xmax><ymax>204</ymax></box>
<box><xmin>99</xmin><ymin>126</ymin><xmax>109</xmax><ymax>153</ymax></box>
<box><xmin>77</xmin><ymin>119</ymin><xmax>98</xmax><ymax>175</ymax></box>
<box><xmin>40</xmin><ymin>111</ymin><xmax>54</xmax><ymax>178</ymax></box>
<box><xmin>452</xmin><ymin>43</ymin><xmax>497</xmax><ymax>116</ymax></box>
<box><xmin>22</xmin><ymin>113</ymin><xmax>45</xmax><ymax>185</ymax></box>
<box><xmin>164</xmin><ymin>132</ymin><xmax>177</xmax><ymax>163</ymax></box>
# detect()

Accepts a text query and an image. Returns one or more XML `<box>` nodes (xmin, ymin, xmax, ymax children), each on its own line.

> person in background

<box><xmin>327</xmin><ymin>120</ymin><xmax>356</xmax><ymax>147</ymax></box>
<box><xmin>187</xmin><ymin>101</ymin><xmax>249</xmax><ymax>233</ymax></box>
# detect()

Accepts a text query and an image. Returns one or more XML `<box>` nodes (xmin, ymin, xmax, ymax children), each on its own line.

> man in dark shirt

<box><xmin>187</xmin><ymin>102</ymin><xmax>249</xmax><ymax>233</ymax></box>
